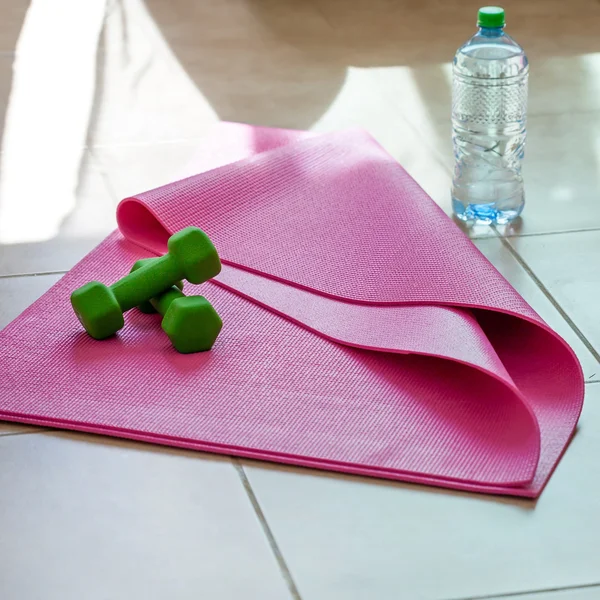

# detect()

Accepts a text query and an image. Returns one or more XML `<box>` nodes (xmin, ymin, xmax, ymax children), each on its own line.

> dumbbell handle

<box><xmin>151</xmin><ymin>285</ymin><xmax>185</xmax><ymax>316</ymax></box>
<box><xmin>111</xmin><ymin>254</ymin><xmax>182</xmax><ymax>312</ymax></box>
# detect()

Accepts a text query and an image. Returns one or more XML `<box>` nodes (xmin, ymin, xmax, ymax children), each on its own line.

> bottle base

<box><xmin>452</xmin><ymin>198</ymin><xmax>523</xmax><ymax>225</ymax></box>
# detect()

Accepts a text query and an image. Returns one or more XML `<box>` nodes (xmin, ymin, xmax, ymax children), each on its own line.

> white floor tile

<box><xmin>509</xmin><ymin>230</ymin><xmax>600</xmax><ymax>359</ymax></box>
<box><xmin>0</xmin><ymin>431</ymin><xmax>291</xmax><ymax>600</ymax></box>
<box><xmin>531</xmin><ymin>54</ymin><xmax>600</xmax><ymax>116</ymax></box>
<box><xmin>89</xmin><ymin>0</ymin><xmax>219</xmax><ymax>146</ymax></box>
<box><xmin>243</xmin><ymin>384</ymin><xmax>600</xmax><ymax>600</ymax></box>
<box><xmin>0</xmin><ymin>273</ymin><xmax>63</xmax><ymax>330</ymax></box>
<box><xmin>499</xmin><ymin>587</ymin><xmax>600</xmax><ymax>600</ymax></box>
<box><xmin>92</xmin><ymin>141</ymin><xmax>215</xmax><ymax>201</ymax></box>
<box><xmin>516</xmin><ymin>113</ymin><xmax>600</xmax><ymax>236</ymax></box>
<box><xmin>474</xmin><ymin>237</ymin><xmax>599</xmax><ymax>381</ymax></box>
<box><xmin>0</xmin><ymin>153</ymin><xmax>117</xmax><ymax>276</ymax></box>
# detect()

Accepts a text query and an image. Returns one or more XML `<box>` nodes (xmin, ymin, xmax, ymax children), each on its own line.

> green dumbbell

<box><xmin>131</xmin><ymin>258</ymin><xmax>223</xmax><ymax>353</ymax></box>
<box><xmin>71</xmin><ymin>227</ymin><xmax>221</xmax><ymax>340</ymax></box>
<box><xmin>137</xmin><ymin>277</ymin><xmax>184</xmax><ymax>315</ymax></box>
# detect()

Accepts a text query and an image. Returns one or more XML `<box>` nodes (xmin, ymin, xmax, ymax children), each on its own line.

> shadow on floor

<box><xmin>136</xmin><ymin>0</ymin><xmax>600</xmax><ymax>132</ymax></box>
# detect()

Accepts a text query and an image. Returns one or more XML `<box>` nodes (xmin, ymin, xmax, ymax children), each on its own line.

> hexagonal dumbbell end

<box><xmin>168</xmin><ymin>227</ymin><xmax>222</xmax><ymax>284</ymax></box>
<box><xmin>130</xmin><ymin>259</ymin><xmax>184</xmax><ymax>314</ymax></box>
<box><xmin>161</xmin><ymin>296</ymin><xmax>223</xmax><ymax>353</ymax></box>
<box><xmin>70</xmin><ymin>281</ymin><xmax>125</xmax><ymax>340</ymax></box>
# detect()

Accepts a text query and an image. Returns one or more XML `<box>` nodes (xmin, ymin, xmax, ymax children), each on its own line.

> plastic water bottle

<box><xmin>451</xmin><ymin>6</ymin><xmax>528</xmax><ymax>224</ymax></box>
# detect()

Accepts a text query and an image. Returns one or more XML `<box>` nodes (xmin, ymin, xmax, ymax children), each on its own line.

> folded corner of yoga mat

<box><xmin>0</xmin><ymin>123</ymin><xmax>585</xmax><ymax>498</ymax></box>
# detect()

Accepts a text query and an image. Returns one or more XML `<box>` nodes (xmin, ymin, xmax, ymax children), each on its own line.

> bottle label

<box><xmin>452</xmin><ymin>76</ymin><xmax>528</xmax><ymax>125</ymax></box>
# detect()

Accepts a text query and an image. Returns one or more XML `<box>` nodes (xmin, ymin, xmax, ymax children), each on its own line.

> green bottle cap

<box><xmin>478</xmin><ymin>6</ymin><xmax>505</xmax><ymax>28</ymax></box>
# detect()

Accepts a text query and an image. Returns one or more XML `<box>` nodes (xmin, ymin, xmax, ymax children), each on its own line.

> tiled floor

<box><xmin>1</xmin><ymin>0</ymin><xmax>599</xmax><ymax>598</ymax></box>
<box><xmin>244</xmin><ymin>387</ymin><xmax>600</xmax><ymax>599</ymax></box>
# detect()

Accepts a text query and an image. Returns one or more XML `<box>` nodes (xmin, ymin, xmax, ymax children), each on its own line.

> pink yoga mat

<box><xmin>0</xmin><ymin>124</ymin><xmax>584</xmax><ymax>497</ymax></box>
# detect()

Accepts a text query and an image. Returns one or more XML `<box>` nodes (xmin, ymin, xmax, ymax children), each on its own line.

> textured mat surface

<box><xmin>0</xmin><ymin>124</ymin><xmax>584</xmax><ymax>497</ymax></box>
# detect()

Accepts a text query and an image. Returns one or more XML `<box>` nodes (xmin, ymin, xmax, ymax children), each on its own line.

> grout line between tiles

<box><xmin>0</xmin><ymin>428</ymin><xmax>50</xmax><ymax>438</ymax></box>
<box><xmin>497</xmin><ymin>236</ymin><xmax>600</xmax><ymax>365</ymax></box>
<box><xmin>450</xmin><ymin>581</ymin><xmax>600</xmax><ymax>600</ymax></box>
<box><xmin>0</xmin><ymin>270</ymin><xmax>68</xmax><ymax>280</ymax></box>
<box><xmin>500</xmin><ymin>226</ymin><xmax>600</xmax><ymax>239</ymax></box>
<box><xmin>233</xmin><ymin>460</ymin><xmax>303</xmax><ymax>600</ymax></box>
